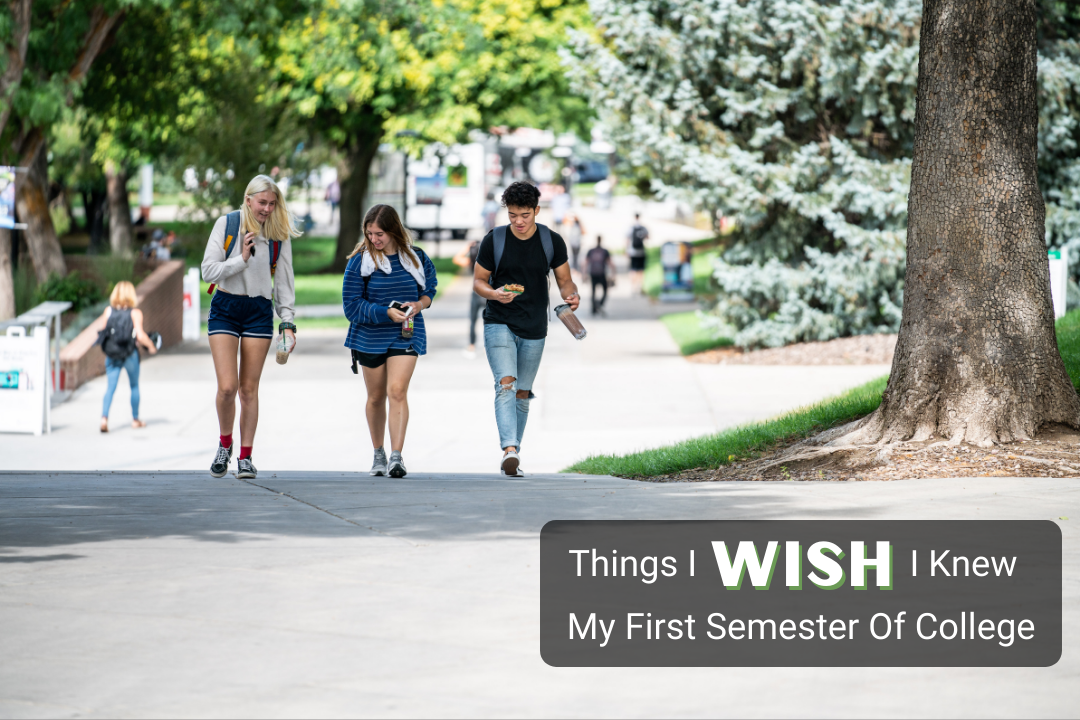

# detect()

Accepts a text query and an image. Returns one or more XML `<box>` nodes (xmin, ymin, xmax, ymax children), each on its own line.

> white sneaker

<box><xmin>501</xmin><ymin>450</ymin><xmax>520</xmax><ymax>476</ymax></box>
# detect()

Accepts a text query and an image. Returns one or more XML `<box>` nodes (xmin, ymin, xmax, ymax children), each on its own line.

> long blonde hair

<box><xmin>241</xmin><ymin>175</ymin><xmax>303</xmax><ymax>241</ymax></box>
<box><xmin>347</xmin><ymin>204</ymin><xmax>420</xmax><ymax>267</ymax></box>
<box><xmin>109</xmin><ymin>281</ymin><xmax>138</xmax><ymax>309</ymax></box>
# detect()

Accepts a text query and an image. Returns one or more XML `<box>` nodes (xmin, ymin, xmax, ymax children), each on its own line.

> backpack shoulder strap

<box><xmin>491</xmin><ymin>226</ymin><xmax>507</xmax><ymax>286</ymax></box>
<box><xmin>223</xmin><ymin>211</ymin><xmax>242</xmax><ymax>258</ymax></box>
<box><xmin>537</xmin><ymin>223</ymin><xmax>554</xmax><ymax>267</ymax></box>
<box><xmin>269</xmin><ymin>240</ymin><xmax>282</xmax><ymax>276</ymax></box>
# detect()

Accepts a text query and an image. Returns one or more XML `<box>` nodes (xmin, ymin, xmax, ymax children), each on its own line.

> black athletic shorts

<box><xmin>351</xmin><ymin>347</ymin><xmax>418</xmax><ymax>370</ymax></box>
<box><xmin>629</xmin><ymin>255</ymin><xmax>646</xmax><ymax>271</ymax></box>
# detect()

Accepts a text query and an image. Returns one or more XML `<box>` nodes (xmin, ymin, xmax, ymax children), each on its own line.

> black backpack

<box><xmin>631</xmin><ymin>224</ymin><xmax>648</xmax><ymax>251</ymax></box>
<box><xmin>97</xmin><ymin>308</ymin><xmax>137</xmax><ymax>361</ymax></box>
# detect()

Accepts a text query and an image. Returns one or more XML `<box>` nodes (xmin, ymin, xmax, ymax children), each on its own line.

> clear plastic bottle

<box><xmin>275</xmin><ymin>333</ymin><xmax>294</xmax><ymax>365</ymax></box>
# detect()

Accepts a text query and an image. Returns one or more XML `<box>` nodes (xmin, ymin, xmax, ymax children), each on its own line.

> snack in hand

<box><xmin>504</xmin><ymin>284</ymin><xmax>524</xmax><ymax>294</ymax></box>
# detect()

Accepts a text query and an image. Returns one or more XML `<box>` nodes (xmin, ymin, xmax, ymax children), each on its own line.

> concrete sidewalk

<box><xmin>2</xmin><ymin>271</ymin><xmax>887</xmax><ymax>474</ymax></box>
<box><xmin>1</xmin><ymin>470</ymin><xmax>1077</xmax><ymax>717</ymax></box>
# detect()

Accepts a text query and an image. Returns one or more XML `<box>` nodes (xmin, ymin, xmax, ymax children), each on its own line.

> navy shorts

<box><xmin>207</xmin><ymin>291</ymin><xmax>274</xmax><ymax>339</ymax></box>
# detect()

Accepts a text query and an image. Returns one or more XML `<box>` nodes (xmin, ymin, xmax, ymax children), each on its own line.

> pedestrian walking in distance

<box><xmin>627</xmin><ymin>213</ymin><xmax>649</xmax><ymax>294</ymax></box>
<box><xmin>585</xmin><ymin>235</ymin><xmax>615</xmax><ymax>316</ymax></box>
<box><xmin>565</xmin><ymin>211</ymin><xmax>585</xmax><ymax>273</ymax></box>
<box><xmin>201</xmin><ymin>174</ymin><xmax>300</xmax><ymax>480</ymax></box>
<box><xmin>343</xmin><ymin>204</ymin><xmax>438</xmax><ymax>479</ymax></box>
<box><xmin>453</xmin><ymin>237</ymin><xmax>485</xmax><ymax>359</ymax></box>
<box><xmin>91</xmin><ymin>280</ymin><xmax>157</xmax><ymax>433</ymax></box>
<box><xmin>472</xmin><ymin>181</ymin><xmax>579</xmax><ymax>476</ymax></box>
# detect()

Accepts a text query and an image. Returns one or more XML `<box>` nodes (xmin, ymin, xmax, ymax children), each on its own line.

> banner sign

<box><xmin>0</xmin><ymin>167</ymin><xmax>15</xmax><ymax>230</ymax></box>
<box><xmin>541</xmin><ymin>521</ymin><xmax>1061</xmax><ymax>667</ymax></box>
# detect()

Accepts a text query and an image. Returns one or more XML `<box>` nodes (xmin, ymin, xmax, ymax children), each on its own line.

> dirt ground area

<box><xmin>646</xmin><ymin>424</ymin><xmax>1080</xmax><ymax>483</ymax></box>
<box><xmin>688</xmin><ymin>333</ymin><xmax>897</xmax><ymax>365</ymax></box>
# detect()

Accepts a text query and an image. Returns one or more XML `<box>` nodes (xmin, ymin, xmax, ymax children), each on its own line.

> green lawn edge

<box><xmin>660</xmin><ymin>311</ymin><xmax>733</xmax><ymax>355</ymax></box>
<box><xmin>566</xmin><ymin>309</ymin><xmax>1080</xmax><ymax>477</ymax></box>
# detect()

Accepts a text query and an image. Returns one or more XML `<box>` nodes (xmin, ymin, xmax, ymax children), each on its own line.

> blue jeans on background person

<box><xmin>484</xmin><ymin>324</ymin><xmax>545</xmax><ymax>450</ymax></box>
<box><xmin>102</xmin><ymin>351</ymin><xmax>140</xmax><ymax>419</ymax></box>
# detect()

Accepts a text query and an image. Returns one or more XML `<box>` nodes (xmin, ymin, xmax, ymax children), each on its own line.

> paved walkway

<box><xmin>3</xmin><ymin>269</ymin><xmax>887</xmax><ymax>474</ymax></box>
<box><xmin>1</xmin><ymin>470</ymin><xmax>1076</xmax><ymax>717</ymax></box>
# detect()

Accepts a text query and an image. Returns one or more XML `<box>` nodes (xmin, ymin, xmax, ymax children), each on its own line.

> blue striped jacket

<box><xmin>342</xmin><ymin>249</ymin><xmax>438</xmax><ymax>355</ymax></box>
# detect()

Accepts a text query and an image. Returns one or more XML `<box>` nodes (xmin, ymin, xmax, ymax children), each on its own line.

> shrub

<box><xmin>33</xmin><ymin>271</ymin><xmax>104</xmax><ymax>313</ymax></box>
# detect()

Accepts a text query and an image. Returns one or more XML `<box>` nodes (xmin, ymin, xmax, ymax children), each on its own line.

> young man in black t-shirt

<box><xmin>473</xmin><ymin>181</ymin><xmax>580</xmax><ymax>476</ymax></box>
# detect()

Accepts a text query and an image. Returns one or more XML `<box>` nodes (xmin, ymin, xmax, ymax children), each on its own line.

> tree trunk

<box><xmin>0</xmin><ymin>0</ymin><xmax>33</xmax><ymax>141</ymax></box>
<box><xmin>333</xmin><ymin>129</ymin><xmax>382</xmax><ymax>273</ymax></box>
<box><xmin>84</xmin><ymin>188</ymin><xmax>108</xmax><ymax>254</ymax></box>
<box><xmin>847</xmin><ymin>0</ymin><xmax>1080</xmax><ymax>447</ymax></box>
<box><xmin>15</xmin><ymin>136</ymin><xmax>66</xmax><ymax>283</ymax></box>
<box><xmin>105</xmin><ymin>160</ymin><xmax>134</xmax><ymax>256</ymax></box>
<box><xmin>0</xmin><ymin>228</ymin><xmax>15</xmax><ymax>320</ymax></box>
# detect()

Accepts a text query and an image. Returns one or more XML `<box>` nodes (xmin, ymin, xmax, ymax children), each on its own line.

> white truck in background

<box><xmin>405</xmin><ymin>142</ymin><xmax>491</xmax><ymax>239</ymax></box>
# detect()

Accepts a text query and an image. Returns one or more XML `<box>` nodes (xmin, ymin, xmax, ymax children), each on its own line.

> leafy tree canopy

<box><xmin>567</xmin><ymin>0</ymin><xmax>1080</xmax><ymax>348</ymax></box>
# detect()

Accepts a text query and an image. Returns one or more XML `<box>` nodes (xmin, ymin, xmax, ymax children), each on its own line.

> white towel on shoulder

<box><xmin>359</xmin><ymin>249</ymin><xmax>426</xmax><ymax>290</ymax></box>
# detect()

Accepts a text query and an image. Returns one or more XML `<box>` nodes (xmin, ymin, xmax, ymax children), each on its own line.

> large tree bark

<box><xmin>332</xmin><ymin>129</ymin><xmax>383</xmax><ymax>273</ymax></box>
<box><xmin>846</xmin><ymin>0</ymin><xmax>1080</xmax><ymax>447</ymax></box>
<box><xmin>105</xmin><ymin>160</ymin><xmax>133</xmax><ymax>255</ymax></box>
<box><xmin>15</xmin><ymin>137</ymin><xmax>65</xmax><ymax>282</ymax></box>
<box><xmin>0</xmin><ymin>228</ymin><xmax>15</xmax><ymax>320</ymax></box>
<box><xmin>0</xmin><ymin>0</ymin><xmax>32</xmax><ymax>141</ymax></box>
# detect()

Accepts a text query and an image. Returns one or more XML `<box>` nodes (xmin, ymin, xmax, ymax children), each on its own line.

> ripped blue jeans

<box><xmin>484</xmin><ymin>324</ymin><xmax>545</xmax><ymax>450</ymax></box>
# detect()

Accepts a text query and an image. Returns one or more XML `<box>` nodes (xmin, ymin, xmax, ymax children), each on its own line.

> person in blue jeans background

<box><xmin>91</xmin><ymin>281</ymin><xmax>157</xmax><ymax>432</ymax></box>
<box><xmin>473</xmin><ymin>182</ymin><xmax>579</xmax><ymax>476</ymax></box>
<box><xmin>343</xmin><ymin>204</ymin><xmax>437</xmax><ymax>478</ymax></box>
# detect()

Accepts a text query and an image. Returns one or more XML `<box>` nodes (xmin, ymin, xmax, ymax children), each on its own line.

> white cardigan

<box><xmin>200</xmin><ymin>215</ymin><xmax>296</xmax><ymax>322</ymax></box>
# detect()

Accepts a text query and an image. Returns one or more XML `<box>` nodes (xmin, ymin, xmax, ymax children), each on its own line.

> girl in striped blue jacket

<box><xmin>342</xmin><ymin>204</ymin><xmax>437</xmax><ymax>478</ymax></box>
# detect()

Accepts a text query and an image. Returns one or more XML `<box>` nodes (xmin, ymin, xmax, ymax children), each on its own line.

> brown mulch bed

<box><xmin>688</xmin><ymin>333</ymin><xmax>897</xmax><ymax>365</ymax></box>
<box><xmin>644</xmin><ymin>424</ymin><xmax>1080</xmax><ymax>483</ymax></box>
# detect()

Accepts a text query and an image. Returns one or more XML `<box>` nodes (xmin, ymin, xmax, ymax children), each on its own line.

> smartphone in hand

<box><xmin>388</xmin><ymin>301</ymin><xmax>415</xmax><ymax>317</ymax></box>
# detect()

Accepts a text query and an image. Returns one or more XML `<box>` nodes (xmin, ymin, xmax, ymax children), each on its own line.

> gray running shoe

<box><xmin>210</xmin><ymin>443</ymin><xmax>232</xmax><ymax>478</ymax></box>
<box><xmin>388</xmin><ymin>451</ymin><xmax>407</xmax><ymax>478</ymax></box>
<box><xmin>236</xmin><ymin>457</ymin><xmax>257</xmax><ymax>479</ymax></box>
<box><xmin>370</xmin><ymin>447</ymin><xmax>388</xmax><ymax>476</ymax></box>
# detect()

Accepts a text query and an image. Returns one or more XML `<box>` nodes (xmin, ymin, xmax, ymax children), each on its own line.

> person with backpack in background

<box><xmin>201</xmin><ymin>174</ymin><xmax>300</xmax><ymax>480</ymax></box>
<box><xmin>585</xmin><ymin>235</ymin><xmax>615</xmax><ymax>316</ymax></box>
<box><xmin>343</xmin><ymin>204</ymin><xmax>438</xmax><ymax>479</ymax></box>
<box><xmin>91</xmin><ymin>280</ymin><xmax>157</xmax><ymax>433</ymax></box>
<box><xmin>627</xmin><ymin>213</ymin><xmax>649</xmax><ymax>295</ymax></box>
<box><xmin>472</xmin><ymin>181</ymin><xmax>578</xmax><ymax>476</ymax></box>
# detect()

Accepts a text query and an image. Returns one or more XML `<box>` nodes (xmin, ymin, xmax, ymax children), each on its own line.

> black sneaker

<box><xmin>237</xmin><ymin>457</ymin><xmax>257</xmax><ymax>479</ymax></box>
<box><xmin>388</xmin><ymin>451</ymin><xmax>407</xmax><ymax>478</ymax></box>
<box><xmin>210</xmin><ymin>443</ymin><xmax>232</xmax><ymax>478</ymax></box>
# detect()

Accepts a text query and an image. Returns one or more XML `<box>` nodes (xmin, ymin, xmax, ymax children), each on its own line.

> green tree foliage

<box><xmin>567</xmin><ymin>0</ymin><xmax>1080</xmax><ymax>348</ymax></box>
<box><xmin>275</xmin><ymin>0</ymin><xmax>591</xmax><ymax>270</ymax></box>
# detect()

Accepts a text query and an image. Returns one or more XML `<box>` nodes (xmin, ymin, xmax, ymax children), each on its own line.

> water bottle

<box><xmin>275</xmin><ymin>333</ymin><xmax>294</xmax><ymax>365</ymax></box>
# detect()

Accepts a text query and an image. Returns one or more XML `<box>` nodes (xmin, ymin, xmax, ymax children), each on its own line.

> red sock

<box><xmin>239</xmin><ymin>446</ymin><xmax>252</xmax><ymax>460</ymax></box>
<box><xmin>220</xmin><ymin>433</ymin><xmax>232</xmax><ymax>449</ymax></box>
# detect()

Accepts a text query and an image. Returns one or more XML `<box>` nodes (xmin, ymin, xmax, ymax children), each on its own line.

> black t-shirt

<box><xmin>476</xmin><ymin>226</ymin><xmax>569</xmax><ymax>339</ymax></box>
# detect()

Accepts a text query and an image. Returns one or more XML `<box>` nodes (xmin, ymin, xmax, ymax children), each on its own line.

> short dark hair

<box><xmin>501</xmin><ymin>181</ymin><xmax>541</xmax><ymax>210</ymax></box>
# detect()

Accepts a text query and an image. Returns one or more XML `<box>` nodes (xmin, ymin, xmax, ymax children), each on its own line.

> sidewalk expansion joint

<box><xmin>234</xmin><ymin>477</ymin><xmax>418</xmax><ymax>545</ymax></box>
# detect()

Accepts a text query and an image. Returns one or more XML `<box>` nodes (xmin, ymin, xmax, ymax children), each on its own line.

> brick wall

<box><xmin>60</xmin><ymin>260</ymin><xmax>185</xmax><ymax>391</ymax></box>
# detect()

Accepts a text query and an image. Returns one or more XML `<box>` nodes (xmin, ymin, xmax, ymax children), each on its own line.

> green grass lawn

<box><xmin>643</xmin><ymin>238</ymin><xmax>720</xmax><ymax>298</ymax></box>
<box><xmin>661</xmin><ymin>311</ymin><xmax>732</xmax><ymax>355</ymax></box>
<box><xmin>566</xmin><ymin>309</ymin><xmax>1080</xmax><ymax>477</ymax></box>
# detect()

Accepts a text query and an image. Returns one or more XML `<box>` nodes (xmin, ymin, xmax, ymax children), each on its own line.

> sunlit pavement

<box><xmin>2</xmin><ymin>267</ymin><xmax>888</xmax><ymax>474</ymax></box>
<box><xmin>1</xmin><ymin>470</ymin><xmax>1076</xmax><ymax>717</ymax></box>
